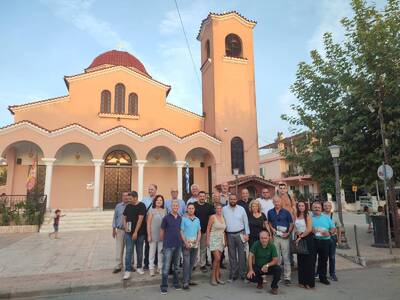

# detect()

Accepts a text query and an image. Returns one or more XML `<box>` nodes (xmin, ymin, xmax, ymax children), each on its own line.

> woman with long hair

<box><xmin>294</xmin><ymin>201</ymin><xmax>315</xmax><ymax>288</ymax></box>
<box><xmin>248</xmin><ymin>199</ymin><xmax>268</xmax><ymax>248</ymax></box>
<box><xmin>147</xmin><ymin>194</ymin><xmax>166</xmax><ymax>276</ymax></box>
<box><xmin>206</xmin><ymin>203</ymin><xmax>226</xmax><ymax>285</ymax></box>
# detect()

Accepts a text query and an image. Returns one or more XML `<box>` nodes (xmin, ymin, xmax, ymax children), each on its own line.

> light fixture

<box><xmin>328</xmin><ymin>145</ymin><xmax>341</xmax><ymax>158</ymax></box>
<box><xmin>75</xmin><ymin>152</ymin><xmax>81</xmax><ymax>160</ymax></box>
<box><xmin>233</xmin><ymin>168</ymin><xmax>239</xmax><ymax>176</ymax></box>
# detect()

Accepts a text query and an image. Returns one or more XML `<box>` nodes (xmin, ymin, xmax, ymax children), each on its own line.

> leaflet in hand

<box><xmin>276</xmin><ymin>226</ymin><xmax>287</xmax><ymax>237</ymax></box>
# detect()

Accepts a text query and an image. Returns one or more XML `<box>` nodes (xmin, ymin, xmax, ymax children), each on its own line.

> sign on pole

<box><xmin>352</xmin><ymin>185</ymin><xmax>357</xmax><ymax>192</ymax></box>
<box><xmin>377</xmin><ymin>164</ymin><xmax>393</xmax><ymax>180</ymax></box>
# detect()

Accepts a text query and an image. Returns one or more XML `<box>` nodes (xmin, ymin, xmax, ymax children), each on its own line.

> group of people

<box><xmin>112</xmin><ymin>182</ymin><xmax>341</xmax><ymax>295</ymax></box>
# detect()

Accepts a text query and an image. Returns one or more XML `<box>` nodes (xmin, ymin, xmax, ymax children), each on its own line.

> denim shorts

<box><xmin>53</xmin><ymin>224</ymin><xmax>59</xmax><ymax>232</ymax></box>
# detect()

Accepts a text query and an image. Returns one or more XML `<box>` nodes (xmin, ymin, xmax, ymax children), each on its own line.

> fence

<box><xmin>0</xmin><ymin>194</ymin><xmax>47</xmax><ymax>227</ymax></box>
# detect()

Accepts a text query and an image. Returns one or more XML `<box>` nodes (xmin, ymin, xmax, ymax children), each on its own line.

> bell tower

<box><xmin>198</xmin><ymin>12</ymin><xmax>259</xmax><ymax>183</ymax></box>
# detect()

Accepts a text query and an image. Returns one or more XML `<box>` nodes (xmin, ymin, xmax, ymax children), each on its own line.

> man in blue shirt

<box><xmin>112</xmin><ymin>191</ymin><xmax>130</xmax><ymax>273</ymax></box>
<box><xmin>165</xmin><ymin>188</ymin><xmax>186</xmax><ymax>216</ymax></box>
<box><xmin>160</xmin><ymin>200</ymin><xmax>182</xmax><ymax>295</ymax></box>
<box><xmin>268</xmin><ymin>197</ymin><xmax>293</xmax><ymax>285</ymax></box>
<box><xmin>180</xmin><ymin>203</ymin><xmax>201</xmax><ymax>289</ymax></box>
<box><xmin>312</xmin><ymin>201</ymin><xmax>335</xmax><ymax>285</ymax></box>
<box><xmin>141</xmin><ymin>184</ymin><xmax>157</xmax><ymax>270</ymax></box>
<box><xmin>222</xmin><ymin>194</ymin><xmax>249</xmax><ymax>281</ymax></box>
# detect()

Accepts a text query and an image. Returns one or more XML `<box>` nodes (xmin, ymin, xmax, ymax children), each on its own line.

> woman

<box><xmin>248</xmin><ymin>200</ymin><xmax>268</xmax><ymax>248</ymax></box>
<box><xmin>206</xmin><ymin>203</ymin><xmax>226</xmax><ymax>285</ymax></box>
<box><xmin>294</xmin><ymin>201</ymin><xmax>315</xmax><ymax>288</ymax></box>
<box><xmin>147</xmin><ymin>194</ymin><xmax>166</xmax><ymax>276</ymax></box>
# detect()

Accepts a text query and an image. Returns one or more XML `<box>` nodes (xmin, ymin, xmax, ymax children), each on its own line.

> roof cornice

<box><xmin>8</xmin><ymin>96</ymin><xmax>70</xmax><ymax>115</ymax></box>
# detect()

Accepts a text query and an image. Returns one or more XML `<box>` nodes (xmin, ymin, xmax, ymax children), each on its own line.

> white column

<box><xmin>42</xmin><ymin>158</ymin><xmax>56</xmax><ymax>210</ymax></box>
<box><xmin>174</xmin><ymin>161</ymin><xmax>186</xmax><ymax>200</ymax></box>
<box><xmin>92</xmin><ymin>159</ymin><xmax>104</xmax><ymax>209</ymax></box>
<box><xmin>135</xmin><ymin>160</ymin><xmax>147</xmax><ymax>202</ymax></box>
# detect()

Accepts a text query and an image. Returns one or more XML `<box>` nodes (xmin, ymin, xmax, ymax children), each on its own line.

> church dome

<box><xmin>86</xmin><ymin>50</ymin><xmax>149</xmax><ymax>76</ymax></box>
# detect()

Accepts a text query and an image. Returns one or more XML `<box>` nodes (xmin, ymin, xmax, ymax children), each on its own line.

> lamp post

<box><xmin>328</xmin><ymin>145</ymin><xmax>350</xmax><ymax>249</ymax></box>
<box><xmin>233</xmin><ymin>168</ymin><xmax>239</xmax><ymax>197</ymax></box>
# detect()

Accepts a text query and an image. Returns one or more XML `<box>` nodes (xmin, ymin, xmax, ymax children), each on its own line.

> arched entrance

<box><xmin>103</xmin><ymin>149</ymin><xmax>133</xmax><ymax>209</ymax></box>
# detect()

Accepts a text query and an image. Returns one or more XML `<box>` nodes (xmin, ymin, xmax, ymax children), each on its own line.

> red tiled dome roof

<box><xmin>87</xmin><ymin>50</ymin><xmax>149</xmax><ymax>76</ymax></box>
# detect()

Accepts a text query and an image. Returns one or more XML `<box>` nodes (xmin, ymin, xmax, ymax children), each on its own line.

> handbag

<box><xmin>291</xmin><ymin>238</ymin><xmax>309</xmax><ymax>255</ymax></box>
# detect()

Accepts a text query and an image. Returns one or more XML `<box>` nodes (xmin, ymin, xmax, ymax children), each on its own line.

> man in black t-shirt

<box><xmin>122</xmin><ymin>191</ymin><xmax>146</xmax><ymax>279</ymax></box>
<box><xmin>194</xmin><ymin>191</ymin><xmax>214</xmax><ymax>272</ymax></box>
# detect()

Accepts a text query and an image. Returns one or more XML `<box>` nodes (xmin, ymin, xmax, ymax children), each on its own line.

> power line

<box><xmin>173</xmin><ymin>0</ymin><xmax>201</xmax><ymax>89</ymax></box>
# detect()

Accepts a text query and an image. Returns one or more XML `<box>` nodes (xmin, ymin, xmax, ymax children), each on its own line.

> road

<box><xmin>33</xmin><ymin>265</ymin><xmax>400</xmax><ymax>300</ymax></box>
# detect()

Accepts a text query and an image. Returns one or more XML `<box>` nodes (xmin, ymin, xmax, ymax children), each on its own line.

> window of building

<box><xmin>128</xmin><ymin>93</ymin><xmax>138</xmax><ymax>115</ymax></box>
<box><xmin>225</xmin><ymin>34</ymin><xmax>242</xmax><ymax>58</ymax></box>
<box><xmin>114</xmin><ymin>83</ymin><xmax>125</xmax><ymax>114</ymax></box>
<box><xmin>231</xmin><ymin>137</ymin><xmax>245</xmax><ymax>174</ymax></box>
<box><xmin>105</xmin><ymin>150</ymin><xmax>132</xmax><ymax>166</ymax></box>
<box><xmin>100</xmin><ymin>90</ymin><xmax>111</xmax><ymax>113</ymax></box>
<box><xmin>0</xmin><ymin>165</ymin><xmax>7</xmax><ymax>186</ymax></box>
<box><xmin>205</xmin><ymin>39</ymin><xmax>211</xmax><ymax>59</ymax></box>
<box><xmin>259</xmin><ymin>167</ymin><xmax>265</xmax><ymax>178</ymax></box>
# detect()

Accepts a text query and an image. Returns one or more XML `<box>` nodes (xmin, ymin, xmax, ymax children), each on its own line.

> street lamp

<box><xmin>328</xmin><ymin>145</ymin><xmax>350</xmax><ymax>249</ymax></box>
<box><xmin>233</xmin><ymin>168</ymin><xmax>239</xmax><ymax>197</ymax></box>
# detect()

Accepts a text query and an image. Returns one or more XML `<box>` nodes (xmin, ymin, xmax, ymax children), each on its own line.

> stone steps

<box><xmin>40</xmin><ymin>210</ymin><xmax>115</xmax><ymax>233</ymax></box>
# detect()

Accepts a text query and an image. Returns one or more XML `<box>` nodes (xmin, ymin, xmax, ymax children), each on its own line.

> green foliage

<box><xmin>282</xmin><ymin>0</ymin><xmax>400</xmax><ymax>195</ymax></box>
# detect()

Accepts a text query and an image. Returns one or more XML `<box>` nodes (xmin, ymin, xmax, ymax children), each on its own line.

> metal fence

<box><xmin>0</xmin><ymin>194</ymin><xmax>47</xmax><ymax>227</ymax></box>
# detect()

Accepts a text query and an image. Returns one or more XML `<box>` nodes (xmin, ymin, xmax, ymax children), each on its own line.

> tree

<box><xmin>282</xmin><ymin>0</ymin><xmax>400</xmax><ymax>246</ymax></box>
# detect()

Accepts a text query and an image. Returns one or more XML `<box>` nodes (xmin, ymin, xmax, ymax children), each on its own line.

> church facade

<box><xmin>0</xmin><ymin>12</ymin><xmax>260</xmax><ymax>210</ymax></box>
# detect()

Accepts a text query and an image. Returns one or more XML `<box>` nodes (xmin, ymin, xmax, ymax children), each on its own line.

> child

<box><xmin>49</xmin><ymin>209</ymin><xmax>65</xmax><ymax>239</ymax></box>
<box><xmin>363</xmin><ymin>206</ymin><xmax>372</xmax><ymax>233</ymax></box>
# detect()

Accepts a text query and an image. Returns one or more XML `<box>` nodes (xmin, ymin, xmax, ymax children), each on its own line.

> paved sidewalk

<box><xmin>337</xmin><ymin>212</ymin><xmax>400</xmax><ymax>266</ymax></box>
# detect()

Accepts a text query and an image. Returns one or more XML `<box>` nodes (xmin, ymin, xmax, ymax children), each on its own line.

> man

<box><xmin>322</xmin><ymin>201</ymin><xmax>341</xmax><ymax>281</ymax></box>
<box><xmin>222</xmin><ymin>194</ymin><xmax>250</xmax><ymax>281</ymax></box>
<box><xmin>238</xmin><ymin>188</ymin><xmax>251</xmax><ymax>215</ymax></box>
<box><xmin>312</xmin><ymin>201</ymin><xmax>335</xmax><ymax>285</ymax></box>
<box><xmin>112</xmin><ymin>191</ymin><xmax>130</xmax><ymax>273</ymax></box>
<box><xmin>247</xmin><ymin>231</ymin><xmax>281</xmax><ymax>295</ymax></box>
<box><xmin>165</xmin><ymin>188</ymin><xmax>186</xmax><ymax>216</ymax></box>
<box><xmin>194</xmin><ymin>191</ymin><xmax>215</xmax><ymax>272</ymax></box>
<box><xmin>256</xmin><ymin>188</ymin><xmax>274</xmax><ymax>217</ymax></box>
<box><xmin>180</xmin><ymin>203</ymin><xmax>201</xmax><ymax>289</ymax></box>
<box><xmin>123</xmin><ymin>191</ymin><xmax>146</xmax><ymax>279</ymax></box>
<box><xmin>212</xmin><ymin>189</ymin><xmax>223</xmax><ymax>207</ymax></box>
<box><xmin>268</xmin><ymin>196</ymin><xmax>293</xmax><ymax>285</ymax></box>
<box><xmin>141</xmin><ymin>184</ymin><xmax>157</xmax><ymax>270</ymax></box>
<box><xmin>160</xmin><ymin>200</ymin><xmax>183</xmax><ymax>295</ymax></box>
<box><xmin>220</xmin><ymin>182</ymin><xmax>230</xmax><ymax>206</ymax></box>
<box><xmin>277</xmin><ymin>182</ymin><xmax>296</xmax><ymax>217</ymax></box>
<box><xmin>186</xmin><ymin>184</ymin><xmax>200</xmax><ymax>204</ymax></box>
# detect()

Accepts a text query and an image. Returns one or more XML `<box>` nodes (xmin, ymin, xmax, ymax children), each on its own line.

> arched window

<box><xmin>100</xmin><ymin>90</ymin><xmax>111</xmax><ymax>113</ymax></box>
<box><xmin>205</xmin><ymin>39</ymin><xmax>210</xmax><ymax>59</ymax></box>
<box><xmin>114</xmin><ymin>83</ymin><xmax>125</xmax><ymax>114</ymax></box>
<box><xmin>105</xmin><ymin>150</ymin><xmax>132</xmax><ymax>166</ymax></box>
<box><xmin>128</xmin><ymin>93</ymin><xmax>138</xmax><ymax>115</ymax></box>
<box><xmin>225</xmin><ymin>34</ymin><xmax>242</xmax><ymax>58</ymax></box>
<box><xmin>231</xmin><ymin>137</ymin><xmax>245</xmax><ymax>174</ymax></box>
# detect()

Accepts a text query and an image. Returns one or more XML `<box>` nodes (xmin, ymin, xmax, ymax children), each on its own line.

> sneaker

<box><xmin>112</xmin><ymin>268</ymin><xmax>122</xmax><ymax>274</ymax></box>
<box><xmin>160</xmin><ymin>287</ymin><xmax>168</xmax><ymax>295</ymax></box>
<box><xmin>320</xmin><ymin>279</ymin><xmax>330</xmax><ymax>285</ymax></box>
<box><xmin>150</xmin><ymin>269</ymin><xmax>155</xmax><ymax>276</ymax></box>
<box><xmin>200</xmin><ymin>266</ymin><xmax>208</xmax><ymax>273</ymax></box>
<box><xmin>314</xmin><ymin>273</ymin><xmax>319</xmax><ymax>279</ymax></box>
<box><xmin>123</xmin><ymin>271</ymin><xmax>131</xmax><ymax>280</ymax></box>
<box><xmin>330</xmin><ymin>274</ymin><xmax>338</xmax><ymax>281</ymax></box>
<box><xmin>284</xmin><ymin>279</ymin><xmax>291</xmax><ymax>285</ymax></box>
<box><xmin>137</xmin><ymin>268</ymin><xmax>144</xmax><ymax>275</ymax></box>
<box><xmin>174</xmin><ymin>284</ymin><xmax>182</xmax><ymax>290</ymax></box>
<box><xmin>270</xmin><ymin>288</ymin><xmax>278</xmax><ymax>295</ymax></box>
<box><xmin>183</xmin><ymin>284</ymin><xmax>190</xmax><ymax>290</ymax></box>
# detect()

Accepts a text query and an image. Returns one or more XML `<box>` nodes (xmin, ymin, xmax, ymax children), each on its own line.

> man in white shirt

<box><xmin>220</xmin><ymin>182</ymin><xmax>230</xmax><ymax>206</ymax></box>
<box><xmin>257</xmin><ymin>188</ymin><xmax>274</xmax><ymax>217</ymax></box>
<box><xmin>186</xmin><ymin>184</ymin><xmax>200</xmax><ymax>204</ymax></box>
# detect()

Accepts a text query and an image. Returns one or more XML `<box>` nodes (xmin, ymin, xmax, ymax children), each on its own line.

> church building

<box><xmin>0</xmin><ymin>12</ymin><xmax>262</xmax><ymax>210</ymax></box>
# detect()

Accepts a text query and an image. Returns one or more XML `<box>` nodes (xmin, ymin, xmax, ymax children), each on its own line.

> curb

<box><xmin>337</xmin><ymin>253</ymin><xmax>400</xmax><ymax>267</ymax></box>
<box><xmin>0</xmin><ymin>273</ymin><xmax>208</xmax><ymax>299</ymax></box>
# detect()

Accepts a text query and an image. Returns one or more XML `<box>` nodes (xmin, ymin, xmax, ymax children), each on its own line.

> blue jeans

<box><xmin>160</xmin><ymin>247</ymin><xmax>181</xmax><ymax>289</ymax></box>
<box><xmin>182</xmin><ymin>247</ymin><xmax>198</xmax><ymax>285</ymax></box>
<box><xmin>125</xmin><ymin>233</ymin><xmax>145</xmax><ymax>271</ymax></box>
<box><xmin>328</xmin><ymin>235</ymin><xmax>337</xmax><ymax>276</ymax></box>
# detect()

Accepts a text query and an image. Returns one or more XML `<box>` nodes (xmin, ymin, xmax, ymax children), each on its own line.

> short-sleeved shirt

<box><xmin>165</xmin><ymin>199</ymin><xmax>186</xmax><ymax>216</ymax></box>
<box><xmin>181</xmin><ymin>216</ymin><xmax>201</xmax><ymax>240</ymax></box>
<box><xmin>248</xmin><ymin>213</ymin><xmax>267</xmax><ymax>239</ymax></box>
<box><xmin>268</xmin><ymin>208</ymin><xmax>293</xmax><ymax>232</ymax></box>
<box><xmin>257</xmin><ymin>198</ymin><xmax>274</xmax><ymax>217</ymax></box>
<box><xmin>123</xmin><ymin>202</ymin><xmax>146</xmax><ymax>235</ymax></box>
<box><xmin>312</xmin><ymin>213</ymin><xmax>334</xmax><ymax>240</ymax></box>
<box><xmin>250</xmin><ymin>240</ymin><xmax>278</xmax><ymax>268</ymax></box>
<box><xmin>161</xmin><ymin>213</ymin><xmax>182</xmax><ymax>248</ymax></box>
<box><xmin>194</xmin><ymin>202</ymin><xmax>215</xmax><ymax>233</ymax></box>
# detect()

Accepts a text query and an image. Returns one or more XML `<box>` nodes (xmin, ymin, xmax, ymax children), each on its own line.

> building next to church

<box><xmin>0</xmin><ymin>12</ymin><xmax>263</xmax><ymax>210</ymax></box>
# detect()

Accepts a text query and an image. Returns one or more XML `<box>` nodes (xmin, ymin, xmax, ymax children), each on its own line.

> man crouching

<box><xmin>247</xmin><ymin>230</ymin><xmax>281</xmax><ymax>295</ymax></box>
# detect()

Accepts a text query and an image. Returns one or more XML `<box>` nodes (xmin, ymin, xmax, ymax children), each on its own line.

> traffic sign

<box><xmin>377</xmin><ymin>164</ymin><xmax>393</xmax><ymax>180</ymax></box>
<box><xmin>352</xmin><ymin>185</ymin><xmax>357</xmax><ymax>192</ymax></box>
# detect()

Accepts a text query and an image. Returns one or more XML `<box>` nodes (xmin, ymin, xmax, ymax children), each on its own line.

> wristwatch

<box><xmin>266</xmin><ymin>264</ymin><xmax>269</xmax><ymax>268</ymax></box>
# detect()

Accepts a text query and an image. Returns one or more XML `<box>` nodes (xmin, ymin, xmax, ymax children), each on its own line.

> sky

<box><xmin>0</xmin><ymin>0</ymin><xmax>386</xmax><ymax>146</ymax></box>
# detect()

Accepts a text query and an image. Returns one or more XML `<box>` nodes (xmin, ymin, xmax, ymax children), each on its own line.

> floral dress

<box><xmin>209</xmin><ymin>215</ymin><xmax>226</xmax><ymax>252</ymax></box>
